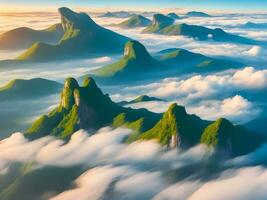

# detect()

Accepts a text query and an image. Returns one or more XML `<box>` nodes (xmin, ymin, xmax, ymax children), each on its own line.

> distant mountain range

<box><xmin>16</xmin><ymin>7</ymin><xmax>130</xmax><ymax>62</ymax></box>
<box><xmin>143</xmin><ymin>14</ymin><xmax>261</xmax><ymax>45</ymax></box>
<box><xmin>240</xmin><ymin>22</ymin><xmax>267</xmax><ymax>29</ymax></box>
<box><xmin>99</xmin><ymin>11</ymin><xmax>134</xmax><ymax>18</ymax></box>
<box><xmin>25</xmin><ymin>77</ymin><xmax>264</xmax><ymax>157</ymax></box>
<box><xmin>89</xmin><ymin>40</ymin><xmax>243</xmax><ymax>82</ymax></box>
<box><xmin>185</xmin><ymin>11</ymin><xmax>211</xmax><ymax>17</ymax></box>
<box><xmin>0</xmin><ymin>24</ymin><xmax>63</xmax><ymax>50</ymax></box>
<box><xmin>0</xmin><ymin>78</ymin><xmax>62</xmax><ymax>101</ymax></box>
<box><xmin>118</xmin><ymin>95</ymin><xmax>166</xmax><ymax>106</ymax></box>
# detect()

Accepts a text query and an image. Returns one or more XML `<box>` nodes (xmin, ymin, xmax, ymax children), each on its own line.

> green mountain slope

<box><xmin>17</xmin><ymin>7</ymin><xmax>130</xmax><ymax>62</ymax></box>
<box><xmin>88</xmin><ymin>41</ymin><xmax>243</xmax><ymax>82</ymax></box>
<box><xmin>143</xmin><ymin>15</ymin><xmax>258</xmax><ymax>45</ymax></box>
<box><xmin>25</xmin><ymin>77</ymin><xmax>160</xmax><ymax>139</ymax></box>
<box><xmin>118</xmin><ymin>15</ymin><xmax>151</xmax><ymax>28</ymax></box>
<box><xmin>91</xmin><ymin>40</ymin><xmax>162</xmax><ymax>81</ymax></box>
<box><xmin>0</xmin><ymin>78</ymin><xmax>62</xmax><ymax>101</ymax></box>
<box><xmin>139</xmin><ymin>103</ymin><xmax>210</xmax><ymax>148</ymax></box>
<box><xmin>201</xmin><ymin>118</ymin><xmax>264</xmax><ymax>156</ymax></box>
<box><xmin>0</xmin><ymin>24</ymin><xmax>63</xmax><ymax>50</ymax></box>
<box><xmin>158</xmin><ymin>48</ymin><xmax>244</xmax><ymax>73</ymax></box>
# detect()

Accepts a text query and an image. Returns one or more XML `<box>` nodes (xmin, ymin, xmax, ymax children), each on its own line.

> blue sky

<box><xmin>0</xmin><ymin>0</ymin><xmax>267</xmax><ymax>11</ymax></box>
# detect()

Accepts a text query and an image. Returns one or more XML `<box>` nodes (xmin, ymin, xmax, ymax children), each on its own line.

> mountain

<box><xmin>24</xmin><ymin>77</ymin><xmax>265</xmax><ymax>156</ymax></box>
<box><xmin>0</xmin><ymin>78</ymin><xmax>62</xmax><ymax>101</ymax></box>
<box><xmin>99</xmin><ymin>12</ymin><xmax>116</xmax><ymax>18</ymax></box>
<box><xmin>89</xmin><ymin>41</ymin><xmax>243</xmax><ymax>82</ymax></box>
<box><xmin>201</xmin><ymin>118</ymin><xmax>264</xmax><ymax>156</ymax></box>
<box><xmin>158</xmin><ymin>48</ymin><xmax>244</xmax><ymax>73</ymax></box>
<box><xmin>139</xmin><ymin>103</ymin><xmax>210</xmax><ymax>148</ymax></box>
<box><xmin>186</xmin><ymin>11</ymin><xmax>211</xmax><ymax>17</ymax></box>
<box><xmin>17</xmin><ymin>7</ymin><xmax>130</xmax><ymax>62</ymax></box>
<box><xmin>100</xmin><ymin>11</ymin><xmax>133</xmax><ymax>18</ymax></box>
<box><xmin>143</xmin><ymin>14</ymin><xmax>174</xmax><ymax>33</ymax></box>
<box><xmin>0</xmin><ymin>24</ymin><xmax>63</xmax><ymax>50</ymax></box>
<box><xmin>25</xmin><ymin>77</ymin><xmax>160</xmax><ymax>139</ymax></box>
<box><xmin>143</xmin><ymin>22</ymin><xmax>258</xmax><ymax>45</ymax></box>
<box><xmin>240</xmin><ymin>22</ymin><xmax>267</xmax><ymax>29</ymax></box>
<box><xmin>91</xmin><ymin>40</ymin><xmax>162</xmax><ymax>81</ymax></box>
<box><xmin>118</xmin><ymin>95</ymin><xmax>166</xmax><ymax>106</ymax></box>
<box><xmin>118</xmin><ymin>15</ymin><xmax>151</xmax><ymax>28</ymax></box>
<box><xmin>167</xmin><ymin>13</ymin><xmax>181</xmax><ymax>19</ymax></box>
<box><xmin>0</xmin><ymin>164</ymin><xmax>83</xmax><ymax>200</ymax></box>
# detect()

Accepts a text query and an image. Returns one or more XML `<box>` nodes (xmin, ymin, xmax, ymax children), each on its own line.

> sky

<box><xmin>0</xmin><ymin>0</ymin><xmax>267</xmax><ymax>12</ymax></box>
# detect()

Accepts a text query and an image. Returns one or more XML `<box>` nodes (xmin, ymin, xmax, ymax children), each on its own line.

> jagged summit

<box><xmin>25</xmin><ymin>77</ymin><xmax>160</xmax><ymax>139</ymax></box>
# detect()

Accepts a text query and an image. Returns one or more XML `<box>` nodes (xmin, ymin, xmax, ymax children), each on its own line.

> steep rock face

<box><xmin>18</xmin><ymin>7</ymin><xmax>129</xmax><ymax>61</ymax></box>
<box><xmin>140</xmin><ymin>103</ymin><xmax>209</xmax><ymax>148</ymax></box>
<box><xmin>25</xmin><ymin>77</ymin><xmax>160</xmax><ymax>139</ymax></box>
<box><xmin>143</xmin><ymin>14</ymin><xmax>174</xmax><ymax>33</ymax></box>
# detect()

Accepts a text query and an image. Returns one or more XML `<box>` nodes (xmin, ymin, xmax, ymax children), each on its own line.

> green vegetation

<box><xmin>24</xmin><ymin>77</ymin><xmax>264</xmax><ymax>156</ymax></box>
<box><xmin>25</xmin><ymin>77</ymin><xmax>160</xmax><ymax>139</ymax></box>
<box><xmin>158</xmin><ymin>48</ymin><xmax>244</xmax><ymax>73</ymax></box>
<box><xmin>92</xmin><ymin>40</ymin><xmax>160</xmax><ymax>79</ymax></box>
<box><xmin>143</xmin><ymin>19</ymin><xmax>258</xmax><ymax>45</ymax></box>
<box><xmin>17</xmin><ymin>7</ymin><xmax>129</xmax><ymax>61</ymax></box>
<box><xmin>139</xmin><ymin>103</ymin><xmax>209</xmax><ymax>148</ymax></box>
<box><xmin>0</xmin><ymin>23</ymin><xmax>63</xmax><ymax>50</ymax></box>
<box><xmin>118</xmin><ymin>15</ymin><xmax>151</xmax><ymax>28</ymax></box>
<box><xmin>201</xmin><ymin>118</ymin><xmax>264</xmax><ymax>156</ymax></box>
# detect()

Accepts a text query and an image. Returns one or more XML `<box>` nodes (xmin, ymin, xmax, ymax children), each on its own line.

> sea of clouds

<box><xmin>1</xmin><ymin>127</ymin><xmax>267</xmax><ymax>200</ymax></box>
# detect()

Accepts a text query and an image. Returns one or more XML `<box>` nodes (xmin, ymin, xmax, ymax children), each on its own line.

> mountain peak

<box><xmin>166</xmin><ymin>103</ymin><xmax>187</xmax><ymax>118</ymax></box>
<box><xmin>124</xmin><ymin>40</ymin><xmax>152</xmax><ymax>61</ymax></box>
<box><xmin>60</xmin><ymin>77</ymin><xmax>79</xmax><ymax>109</ymax></box>
<box><xmin>167</xmin><ymin>13</ymin><xmax>180</xmax><ymax>19</ymax></box>
<box><xmin>152</xmin><ymin>14</ymin><xmax>174</xmax><ymax>27</ymax></box>
<box><xmin>58</xmin><ymin>7</ymin><xmax>96</xmax><ymax>31</ymax></box>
